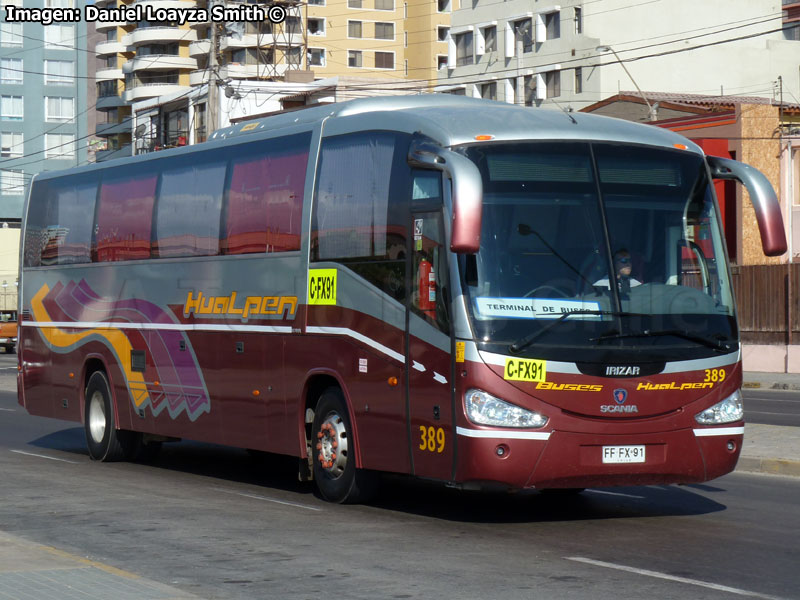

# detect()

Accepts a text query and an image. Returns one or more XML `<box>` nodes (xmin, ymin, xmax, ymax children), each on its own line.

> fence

<box><xmin>731</xmin><ymin>263</ymin><xmax>800</xmax><ymax>344</ymax></box>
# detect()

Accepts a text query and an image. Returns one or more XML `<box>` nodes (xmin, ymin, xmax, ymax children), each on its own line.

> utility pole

<box><xmin>208</xmin><ymin>0</ymin><xmax>220</xmax><ymax>134</ymax></box>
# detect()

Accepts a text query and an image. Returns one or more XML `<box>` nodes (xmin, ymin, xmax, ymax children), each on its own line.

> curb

<box><xmin>736</xmin><ymin>457</ymin><xmax>800</xmax><ymax>478</ymax></box>
<box><xmin>742</xmin><ymin>381</ymin><xmax>800</xmax><ymax>391</ymax></box>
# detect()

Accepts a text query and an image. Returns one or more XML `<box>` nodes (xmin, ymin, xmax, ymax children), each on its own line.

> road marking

<box><xmin>211</xmin><ymin>487</ymin><xmax>322</xmax><ymax>512</ymax></box>
<box><xmin>0</xmin><ymin>407</ymin><xmax>15</xmax><ymax>412</ymax></box>
<box><xmin>10</xmin><ymin>449</ymin><xmax>80</xmax><ymax>464</ymax></box>
<box><xmin>747</xmin><ymin>410</ymin><xmax>800</xmax><ymax>417</ymax></box>
<box><xmin>565</xmin><ymin>557</ymin><xmax>789</xmax><ymax>600</ymax></box>
<box><xmin>585</xmin><ymin>489</ymin><xmax>645</xmax><ymax>499</ymax></box>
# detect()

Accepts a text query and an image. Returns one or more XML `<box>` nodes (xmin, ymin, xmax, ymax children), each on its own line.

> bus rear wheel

<box><xmin>84</xmin><ymin>371</ymin><xmax>135</xmax><ymax>462</ymax></box>
<box><xmin>311</xmin><ymin>388</ymin><xmax>377</xmax><ymax>504</ymax></box>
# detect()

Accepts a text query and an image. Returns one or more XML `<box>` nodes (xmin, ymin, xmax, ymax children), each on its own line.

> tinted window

<box><xmin>24</xmin><ymin>175</ymin><xmax>97</xmax><ymax>266</ymax></box>
<box><xmin>222</xmin><ymin>133</ymin><xmax>310</xmax><ymax>255</ymax></box>
<box><xmin>95</xmin><ymin>168</ymin><xmax>157</xmax><ymax>262</ymax></box>
<box><xmin>311</xmin><ymin>131</ymin><xmax>410</xmax><ymax>302</ymax></box>
<box><xmin>155</xmin><ymin>155</ymin><xmax>225</xmax><ymax>258</ymax></box>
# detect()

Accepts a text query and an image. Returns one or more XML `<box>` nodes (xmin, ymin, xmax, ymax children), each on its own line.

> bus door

<box><xmin>407</xmin><ymin>171</ymin><xmax>455</xmax><ymax>480</ymax></box>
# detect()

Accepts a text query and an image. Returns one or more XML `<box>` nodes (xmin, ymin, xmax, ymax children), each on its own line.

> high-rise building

<box><xmin>0</xmin><ymin>0</ymin><xmax>90</xmax><ymax>220</ymax></box>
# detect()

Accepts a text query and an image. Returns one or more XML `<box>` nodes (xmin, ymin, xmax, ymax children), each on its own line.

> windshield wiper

<box><xmin>508</xmin><ymin>310</ymin><xmax>639</xmax><ymax>355</ymax></box>
<box><xmin>590</xmin><ymin>329</ymin><xmax>733</xmax><ymax>352</ymax></box>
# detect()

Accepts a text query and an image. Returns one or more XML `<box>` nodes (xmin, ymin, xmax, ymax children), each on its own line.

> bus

<box><xmin>18</xmin><ymin>96</ymin><xmax>787</xmax><ymax>503</ymax></box>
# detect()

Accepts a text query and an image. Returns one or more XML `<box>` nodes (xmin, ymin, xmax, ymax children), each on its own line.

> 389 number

<box><xmin>419</xmin><ymin>426</ymin><xmax>445</xmax><ymax>453</ymax></box>
<box><xmin>704</xmin><ymin>368</ymin><xmax>726</xmax><ymax>383</ymax></box>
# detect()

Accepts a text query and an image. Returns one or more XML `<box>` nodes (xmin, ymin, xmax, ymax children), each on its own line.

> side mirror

<box><xmin>706</xmin><ymin>155</ymin><xmax>787</xmax><ymax>257</ymax></box>
<box><xmin>408</xmin><ymin>137</ymin><xmax>482</xmax><ymax>254</ymax></box>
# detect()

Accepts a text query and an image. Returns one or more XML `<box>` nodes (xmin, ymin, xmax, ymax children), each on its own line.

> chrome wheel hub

<box><xmin>88</xmin><ymin>391</ymin><xmax>106</xmax><ymax>443</ymax></box>
<box><xmin>316</xmin><ymin>413</ymin><xmax>348</xmax><ymax>478</ymax></box>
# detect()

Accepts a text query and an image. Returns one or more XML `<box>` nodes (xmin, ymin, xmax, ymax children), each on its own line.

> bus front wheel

<box><xmin>84</xmin><ymin>371</ymin><xmax>134</xmax><ymax>462</ymax></box>
<box><xmin>311</xmin><ymin>388</ymin><xmax>377</xmax><ymax>504</ymax></box>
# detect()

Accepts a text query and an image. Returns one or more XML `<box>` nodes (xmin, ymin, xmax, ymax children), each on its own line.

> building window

<box><xmin>348</xmin><ymin>21</ymin><xmax>362</xmax><ymax>38</ymax></box>
<box><xmin>455</xmin><ymin>31</ymin><xmax>474</xmax><ymax>66</ymax></box>
<box><xmin>348</xmin><ymin>0</ymin><xmax>362</xmax><ymax>7</ymax></box>
<box><xmin>308</xmin><ymin>18</ymin><xmax>325</xmax><ymax>35</ymax></box>
<box><xmin>574</xmin><ymin>67</ymin><xmax>582</xmax><ymax>94</ymax></box>
<box><xmin>545</xmin><ymin>11</ymin><xmax>560</xmax><ymax>39</ymax></box>
<box><xmin>437</xmin><ymin>0</ymin><xmax>450</xmax><ymax>12</ymax></box>
<box><xmin>1</xmin><ymin>22</ymin><xmax>23</xmax><ymax>47</ymax></box>
<box><xmin>308</xmin><ymin>48</ymin><xmax>325</xmax><ymax>67</ymax></box>
<box><xmin>308</xmin><ymin>0</ymin><xmax>325</xmax><ymax>4</ymax></box>
<box><xmin>348</xmin><ymin>50</ymin><xmax>363</xmax><ymax>67</ymax></box>
<box><xmin>44</xmin><ymin>60</ymin><xmax>75</xmax><ymax>85</ymax></box>
<box><xmin>375</xmin><ymin>0</ymin><xmax>393</xmax><ymax>9</ymax></box>
<box><xmin>374</xmin><ymin>22</ymin><xmax>394</xmax><ymax>40</ymax></box>
<box><xmin>483</xmin><ymin>25</ymin><xmax>497</xmax><ymax>52</ymax></box>
<box><xmin>546</xmin><ymin>70</ymin><xmax>561</xmax><ymax>97</ymax></box>
<box><xmin>45</xmin><ymin>96</ymin><xmax>75</xmax><ymax>122</ymax></box>
<box><xmin>437</xmin><ymin>55</ymin><xmax>448</xmax><ymax>70</ymax></box>
<box><xmin>437</xmin><ymin>26</ymin><xmax>449</xmax><ymax>42</ymax></box>
<box><xmin>0</xmin><ymin>59</ymin><xmax>22</xmax><ymax>85</ymax></box>
<box><xmin>45</xmin><ymin>133</ymin><xmax>76</xmax><ymax>159</ymax></box>
<box><xmin>45</xmin><ymin>0</ymin><xmax>73</xmax><ymax>7</ymax></box>
<box><xmin>574</xmin><ymin>7</ymin><xmax>582</xmax><ymax>35</ymax></box>
<box><xmin>287</xmin><ymin>47</ymin><xmax>302</xmax><ymax>65</ymax></box>
<box><xmin>375</xmin><ymin>51</ymin><xmax>394</xmax><ymax>69</ymax></box>
<box><xmin>480</xmin><ymin>82</ymin><xmax>497</xmax><ymax>100</ymax></box>
<box><xmin>514</xmin><ymin>19</ymin><xmax>533</xmax><ymax>53</ymax></box>
<box><xmin>523</xmin><ymin>75</ymin><xmax>535</xmax><ymax>106</ymax></box>
<box><xmin>44</xmin><ymin>24</ymin><xmax>75</xmax><ymax>49</ymax></box>
<box><xmin>0</xmin><ymin>132</ymin><xmax>22</xmax><ymax>158</ymax></box>
<box><xmin>1</xmin><ymin>96</ymin><xmax>23</xmax><ymax>121</ymax></box>
<box><xmin>0</xmin><ymin>170</ymin><xmax>25</xmax><ymax>196</ymax></box>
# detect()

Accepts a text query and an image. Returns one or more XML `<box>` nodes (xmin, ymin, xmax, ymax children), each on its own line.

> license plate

<box><xmin>602</xmin><ymin>445</ymin><xmax>646</xmax><ymax>464</ymax></box>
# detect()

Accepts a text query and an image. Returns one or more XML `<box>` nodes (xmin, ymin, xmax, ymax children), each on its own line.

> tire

<box><xmin>311</xmin><ymin>387</ymin><xmax>377</xmax><ymax>504</ymax></box>
<box><xmin>84</xmin><ymin>371</ymin><xmax>135</xmax><ymax>462</ymax></box>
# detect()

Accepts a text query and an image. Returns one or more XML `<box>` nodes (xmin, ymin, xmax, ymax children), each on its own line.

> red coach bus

<box><xmin>18</xmin><ymin>96</ymin><xmax>786</xmax><ymax>502</ymax></box>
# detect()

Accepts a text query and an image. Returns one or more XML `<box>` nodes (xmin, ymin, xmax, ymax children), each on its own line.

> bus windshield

<box><xmin>459</xmin><ymin>141</ymin><xmax>737</xmax><ymax>363</ymax></box>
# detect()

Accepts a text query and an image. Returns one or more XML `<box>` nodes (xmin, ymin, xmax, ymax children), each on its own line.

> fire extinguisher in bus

<box><xmin>418</xmin><ymin>258</ymin><xmax>436</xmax><ymax>318</ymax></box>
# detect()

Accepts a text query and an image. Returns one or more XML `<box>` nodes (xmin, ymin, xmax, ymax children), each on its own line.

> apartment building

<box><xmin>0</xmin><ymin>0</ymin><xmax>90</xmax><ymax>219</ymax></box>
<box><xmin>440</xmin><ymin>0</ymin><xmax>800</xmax><ymax>111</ymax></box>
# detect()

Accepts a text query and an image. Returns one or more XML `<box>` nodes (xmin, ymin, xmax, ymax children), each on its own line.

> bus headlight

<box><xmin>695</xmin><ymin>389</ymin><xmax>743</xmax><ymax>425</ymax></box>
<box><xmin>465</xmin><ymin>389</ymin><xmax>548</xmax><ymax>428</ymax></box>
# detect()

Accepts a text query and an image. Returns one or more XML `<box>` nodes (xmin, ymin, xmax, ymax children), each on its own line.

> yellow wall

<box><xmin>0</xmin><ymin>229</ymin><xmax>20</xmax><ymax>312</ymax></box>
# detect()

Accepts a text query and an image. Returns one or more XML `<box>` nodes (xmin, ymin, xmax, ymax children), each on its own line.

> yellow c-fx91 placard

<box><xmin>308</xmin><ymin>269</ymin><xmax>337</xmax><ymax>305</ymax></box>
<box><xmin>504</xmin><ymin>357</ymin><xmax>547</xmax><ymax>382</ymax></box>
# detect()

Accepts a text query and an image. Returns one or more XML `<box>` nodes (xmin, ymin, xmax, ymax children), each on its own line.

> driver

<box><xmin>593</xmin><ymin>249</ymin><xmax>641</xmax><ymax>293</ymax></box>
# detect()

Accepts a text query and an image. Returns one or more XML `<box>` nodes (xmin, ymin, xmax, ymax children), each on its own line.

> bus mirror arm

<box><xmin>408</xmin><ymin>138</ymin><xmax>483</xmax><ymax>254</ymax></box>
<box><xmin>706</xmin><ymin>155</ymin><xmax>787</xmax><ymax>257</ymax></box>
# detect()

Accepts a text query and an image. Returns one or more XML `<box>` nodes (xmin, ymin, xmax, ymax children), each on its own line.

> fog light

<box><xmin>727</xmin><ymin>440</ymin><xmax>736</xmax><ymax>452</ymax></box>
<box><xmin>495</xmin><ymin>444</ymin><xmax>509</xmax><ymax>458</ymax></box>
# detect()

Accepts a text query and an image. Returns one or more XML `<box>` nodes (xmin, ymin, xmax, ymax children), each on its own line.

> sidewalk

<box><xmin>737</xmin><ymin>371</ymin><xmax>800</xmax><ymax>478</ymax></box>
<box><xmin>0</xmin><ymin>531</ymin><xmax>200</xmax><ymax>600</ymax></box>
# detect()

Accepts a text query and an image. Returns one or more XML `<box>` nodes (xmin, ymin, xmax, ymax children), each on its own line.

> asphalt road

<box><xmin>742</xmin><ymin>388</ymin><xmax>800</xmax><ymax>427</ymax></box>
<box><xmin>1</xmin><ymin>355</ymin><xmax>800</xmax><ymax>599</ymax></box>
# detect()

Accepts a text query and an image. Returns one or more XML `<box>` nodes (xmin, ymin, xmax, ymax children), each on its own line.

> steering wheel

<box><xmin>523</xmin><ymin>285</ymin><xmax>568</xmax><ymax>298</ymax></box>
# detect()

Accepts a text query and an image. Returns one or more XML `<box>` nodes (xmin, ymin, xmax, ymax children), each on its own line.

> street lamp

<box><xmin>596</xmin><ymin>45</ymin><xmax>658</xmax><ymax>121</ymax></box>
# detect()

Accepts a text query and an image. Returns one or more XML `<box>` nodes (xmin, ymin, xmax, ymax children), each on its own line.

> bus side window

<box><xmin>311</xmin><ymin>131</ymin><xmax>409</xmax><ymax>303</ymax></box>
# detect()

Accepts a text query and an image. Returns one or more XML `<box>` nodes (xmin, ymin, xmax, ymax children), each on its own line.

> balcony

<box><xmin>123</xmin><ymin>55</ymin><xmax>197</xmax><ymax>73</ymax></box>
<box><xmin>95</xmin><ymin>21</ymin><xmax>129</xmax><ymax>32</ymax></box>
<box><xmin>188</xmin><ymin>39</ymin><xmax>211</xmax><ymax>58</ymax></box>
<box><xmin>96</xmin><ymin>120</ymin><xmax>133</xmax><ymax>136</ymax></box>
<box><xmin>219</xmin><ymin>62</ymin><xmax>288</xmax><ymax>79</ymax></box>
<box><xmin>124</xmin><ymin>83</ymin><xmax>189</xmax><ymax>102</ymax></box>
<box><xmin>189</xmin><ymin>68</ymin><xmax>210</xmax><ymax>86</ymax></box>
<box><xmin>96</xmin><ymin>94</ymin><xmax>126</xmax><ymax>110</ymax></box>
<box><xmin>123</xmin><ymin>27</ymin><xmax>197</xmax><ymax>48</ymax></box>
<box><xmin>96</xmin><ymin>144</ymin><xmax>133</xmax><ymax>162</ymax></box>
<box><xmin>96</xmin><ymin>67</ymin><xmax>124</xmax><ymax>82</ymax></box>
<box><xmin>95</xmin><ymin>40</ymin><xmax>127</xmax><ymax>56</ymax></box>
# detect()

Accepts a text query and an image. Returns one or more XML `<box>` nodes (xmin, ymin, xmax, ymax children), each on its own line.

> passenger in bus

<box><xmin>593</xmin><ymin>249</ymin><xmax>642</xmax><ymax>294</ymax></box>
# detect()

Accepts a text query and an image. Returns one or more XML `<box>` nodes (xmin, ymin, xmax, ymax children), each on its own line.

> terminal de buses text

<box><xmin>3</xmin><ymin>4</ymin><xmax>286</xmax><ymax>26</ymax></box>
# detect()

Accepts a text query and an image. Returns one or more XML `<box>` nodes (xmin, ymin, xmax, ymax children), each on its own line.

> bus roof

<box><xmin>211</xmin><ymin>95</ymin><xmax>702</xmax><ymax>155</ymax></box>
